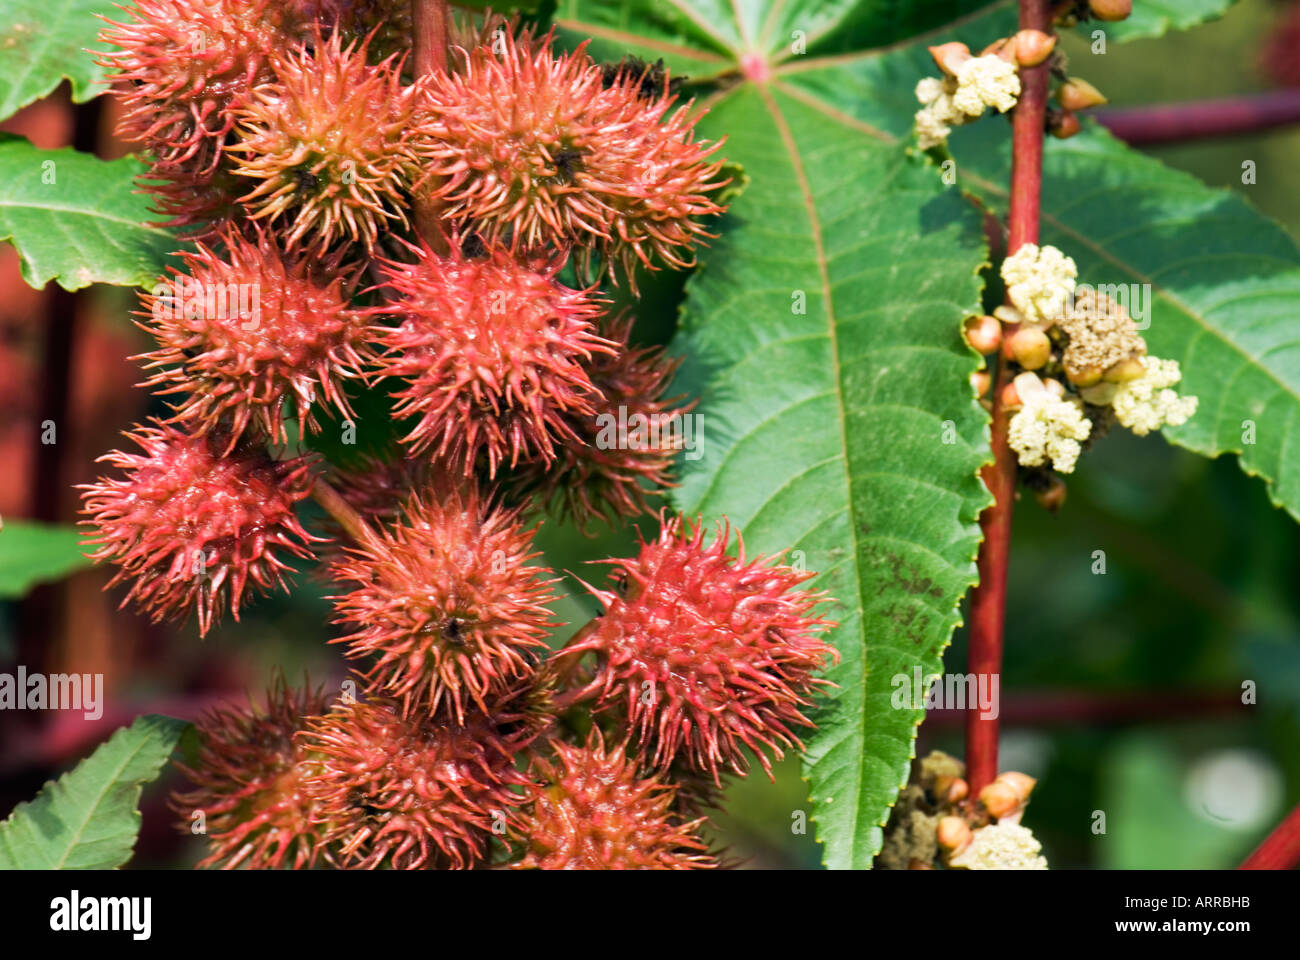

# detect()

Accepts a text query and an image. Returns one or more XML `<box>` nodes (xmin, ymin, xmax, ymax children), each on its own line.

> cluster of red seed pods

<box><xmin>86</xmin><ymin>2</ymin><xmax>838</xmax><ymax>869</ymax></box>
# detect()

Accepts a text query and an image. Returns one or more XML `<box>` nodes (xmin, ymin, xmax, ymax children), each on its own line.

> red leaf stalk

<box><xmin>965</xmin><ymin>0</ymin><xmax>1052</xmax><ymax>796</ymax></box>
<box><xmin>1097</xmin><ymin>90</ymin><xmax>1300</xmax><ymax>145</ymax></box>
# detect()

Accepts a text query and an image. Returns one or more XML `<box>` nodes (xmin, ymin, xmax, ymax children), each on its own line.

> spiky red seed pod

<box><xmin>135</xmin><ymin>228</ymin><xmax>373</xmax><ymax>450</ymax></box>
<box><xmin>79</xmin><ymin>421</ymin><xmax>320</xmax><ymax>636</ymax></box>
<box><xmin>227</xmin><ymin>30</ymin><xmax>430</xmax><ymax>252</ymax></box>
<box><xmin>370</xmin><ymin>239</ymin><xmax>616</xmax><ymax>475</ymax></box>
<box><xmin>515</xmin><ymin>731</ymin><xmax>714</xmax><ymax>870</ymax></box>
<box><xmin>97</xmin><ymin>0</ymin><xmax>292</xmax><ymax>172</ymax></box>
<box><xmin>329</xmin><ymin>488</ymin><xmax>558</xmax><ymax>721</ymax></box>
<box><xmin>287</xmin><ymin>0</ymin><xmax>412</xmax><ymax>57</ymax></box>
<box><xmin>558</xmin><ymin>515</ymin><xmax>837</xmax><ymax>782</ymax></box>
<box><xmin>420</xmin><ymin>28</ymin><xmax>728</xmax><ymax>279</ymax></box>
<box><xmin>513</xmin><ymin>314</ymin><xmax>693</xmax><ymax>530</ymax></box>
<box><xmin>299</xmin><ymin>696</ymin><xmax>535</xmax><ymax>869</ymax></box>
<box><xmin>139</xmin><ymin>160</ymin><xmax>249</xmax><ymax>238</ymax></box>
<box><xmin>326</xmin><ymin>453</ymin><xmax>437</xmax><ymax>523</ymax></box>
<box><xmin>171</xmin><ymin>675</ymin><xmax>333</xmax><ymax>869</ymax></box>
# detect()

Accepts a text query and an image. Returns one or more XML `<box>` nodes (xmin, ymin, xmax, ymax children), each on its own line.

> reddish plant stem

<box><xmin>410</xmin><ymin>0</ymin><xmax>450</xmax><ymax>252</ymax></box>
<box><xmin>965</xmin><ymin>0</ymin><xmax>1052</xmax><ymax>796</ymax></box>
<box><xmin>1096</xmin><ymin>90</ymin><xmax>1300</xmax><ymax>145</ymax></box>
<box><xmin>312</xmin><ymin>477</ymin><xmax>377</xmax><ymax>546</ymax></box>
<box><xmin>17</xmin><ymin>95</ymin><xmax>101</xmax><ymax>686</ymax></box>
<box><xmin>1240</xmin><ymin>800</ymin><xmax>1300</xmax><ymax>870</ymax></box>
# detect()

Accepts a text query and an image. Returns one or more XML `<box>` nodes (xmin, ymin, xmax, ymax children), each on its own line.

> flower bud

<box><xmin>937</xmin><ymin>815</ymin><xmax>973</xmax><ymax>852</ymax></box>
<box><xmin>970</xmin><ymin>370</ymin><xmax>992</xmax><ymax>398</ymax></box>
<box><xmin>1009</xmin><ymin>326</ymin><xmax>1052</xmax><ymax>370</ymax></box>
<box><xmin>964</xmin><ymin>314</ymin><xmax>1003</xmax><ymax>354</ymax></box>
<box><xmin>993</xmin><ymin>305</ymin><xmax>1025</xmax><ymax>327</ymax></box>
<box><xmin>1050</xmin><ymin>108</ymin><xmax>1082</xmax><ymax>139</ymax></box>
<box><xmin>1013</xmin><ymin>371</ymin><xmax>1046</xmax><ymax>401</ymax></box>
<box><xmin>979</xmin><ymin>38</ymin><xmax>1019</xmax><ymax>65</ymax></box>
<box><xmin>999</xmin><ymin>772</ymin><xmax>1037</xmax><ymax>802</ymax></box>
<box><xmin>933</xmin><ymin>774</ymin><xmax>969</xmax><ymax>804</ymax></box>
<box><xmin>1065</xmin><ymin>363</ymin><xmax>1103</xmax><ymax>387</ymax></box>
<box><xmin>1080</xmin><ymin>381</ymin><xmax>1118</xmax><ymax>406</ymax></box>
<box><xmin>1015</xmin><ymin>29</ymin><xmax>1057</xmax><ymax>67</ymax></box>
<box><xmin>1058</xmin><ymin>77</ymin><xmax>1107</xmax><ymax>112</ymax></box>
<box><xmin>979</xmin><ymin>779</ymin><xmax>1022</xmax><ymax>819</ymax></box>
<box><xmin>1103</xmin><ymin>355</ymin><xmax>1146</xmax><ymax>383</ymax></box>
<box><xmin>1034</xmin><ymin>476</ymin><xmax>1067</xmax><ymax>512</ymax></box>
<box><xmin>1089</xmin><ymin>0</ymin><xmax>1132</xmax><ymax>22</ymax></box>
<box><xmin>1043</xmin><ymin>377</ymin><xmax>1066</xmax><ymax>399</ymax></box>
<box><xmin>1000</xmin><ymin>381</ymin><xmax>1022</xmax><ymax>410</ymax></box>
<box><xmin>929</xmin><ymin>41</ymin><xmax>972</xmax><ymax>76</ymax></box>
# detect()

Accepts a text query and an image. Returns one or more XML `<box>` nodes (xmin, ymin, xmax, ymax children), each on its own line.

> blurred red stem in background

<box><xmin>16</xmin><ymin>95</ymin><xmax>102</xmax><ymax>678</ymax></box>
<box><xmin>1097</xmin><ymin>90</ymin><xmax>1300</xmax><ymax>145</ymax></box>
<box><xmin>928</xmin><ymin>690</ymin><xmax>1248</xmax><ymax>728</ymax></box>
<box><xmin>411</xmin><ymin>0</ymin><xmax>450</xmax><ymax>251</ymax></box>
<box><xmin>965</xmin><ymin>0</ymin><xmax>1051</xmax><ymax>795</ymax></box>
<box><xmin>1240</xmin><ymin>800</ymin><xmax>1300</xmax><ymax>870</ymax></box>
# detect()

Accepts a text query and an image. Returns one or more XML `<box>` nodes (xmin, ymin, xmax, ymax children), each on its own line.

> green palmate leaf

<box><xmin>558</xmin><ymin>1</ymin><xmax>993</xmax><ymax>869</ymax></box>
<box><xmin>1097</xmin><ymin>0</ymin><xmax>1237</xmax><ymax>43</ymax></box>
<box><xmin>0</xmin><ymin>0</ymin><xmax>120</xmax><ymax>122</ymax></box>
<box><xmin>0</xmin><ymin>520</ymin><xmax>92</xmax><ymax>598</ymax></box>
<box><xmin>0</xmin><ymin>715</ymin><xmax>188</xmax><ymax>869</ymax></box>
<box><xmin>0</xmin><ymin>134</ymin><xmax>176</xmax><ymax>291</ymax></box>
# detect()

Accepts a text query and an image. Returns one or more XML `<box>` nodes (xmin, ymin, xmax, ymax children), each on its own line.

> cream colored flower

<box><xmin>1111</xmin><ymin>356</ymin><xmax>1198</xmax><ymax>436</ymax></box>
<box><xmin>1008</xmin><ymin>390</ymin><xmax>1092</xmax><ymax>474</ymax></box>
<box><xmin>1001</xmin><ymin>243</ymin><xmax>1077</xmax><ymax>324</ymax></box>
<box><xmin>914</xmin><ymin>102</ymin><xmax>954</xmax><ymax>150</ymax></box>
<box><xmin>915</xmin><ymin>76</ymin><xmax>946</xmax><ymax>106</ymax></box>
<box><xmin>952</xmin><ymin>55</ymin><xmax>1021</xmax><ymax>116</ymax></box>
<box><xmin>949</xmin><ymin>821</ymin><xmax>1048</xmax><ymax>870</ymax></box>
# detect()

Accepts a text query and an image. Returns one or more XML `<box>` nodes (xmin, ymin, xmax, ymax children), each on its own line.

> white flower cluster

<box><xmin>953</xmin><ymin>55</ymin><xmax>1021</xmax><ymax>115</ymax></box>
<box><xmin>914</xmin><ymin>55</ymin><xmax>1021</xmax><ymax>150</ymax></box>
<box><xmin>1007</xmin><ymin>381</ymin><xmax>1092</xmax><ymax>474</ymax></box>
<box><xmin>1000</xmin><ymin>243</ymin><xmax>1077</xmax><ymax>325</ymax></box>
<box><xmin>1111</xmin><ymin>356</ymin><xmax>1199</xmax><ymax>436</ymax></box>
<box><xmin>949</xmin><ymin>821</ymin><xmax>1048</xmax><ymax>870</ymax></box>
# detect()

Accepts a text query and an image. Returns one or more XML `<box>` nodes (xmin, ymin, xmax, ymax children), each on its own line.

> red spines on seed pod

<box><xmin>370</xmin><ymin>238</ymin><xmax>615</xmax><ymax>476</ymax></box>
<box><xmin>512</xmin><ymin>314</ymin><xmax>693</xmax><ymax>530</ymax></box>
<box><xmin>79</xmin><ymin>421</ymin><xmax>320</xmax><ymax>635</ymax></box>
<box><xmin>171</xmin><ymin>675</ymin><xmax>333</xmax><ymax>869</ymax></box>
<box><xmin>419</xmin><ymin>27</ymin><xmax>728</xmax><ymax>278</ymax></box>
<box><xmin>299</xmin><ymin>695</ymin><xmax>536</xmax><ymax>869</ymax></box>
<box><xmin>515</xmin><ymin>730</ymin><xmax>714</xmax><ymax>870</ymax></box>
<box><xmin>328</xmin><ymin>488</ymin><xmax>558</xmax><ymax>721</ymax></box>
<box><xmin>135</xmin><ymin>228</ymin><xmax>373</xmax><ymax>449</ymax></box>
<box><xmin>557</xmin><ymin>515</ymin><xmax>837</xmax><ymax>781</ymax></box>
<box><xmin>97</xmin><ymin>0</ymin><xmax>292</xmax><ymax>172</ymax></box>
<box><xmin>227</xmin><ymin>29</ymin><xmax>430</xmax><ymax>252</ymax></box>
